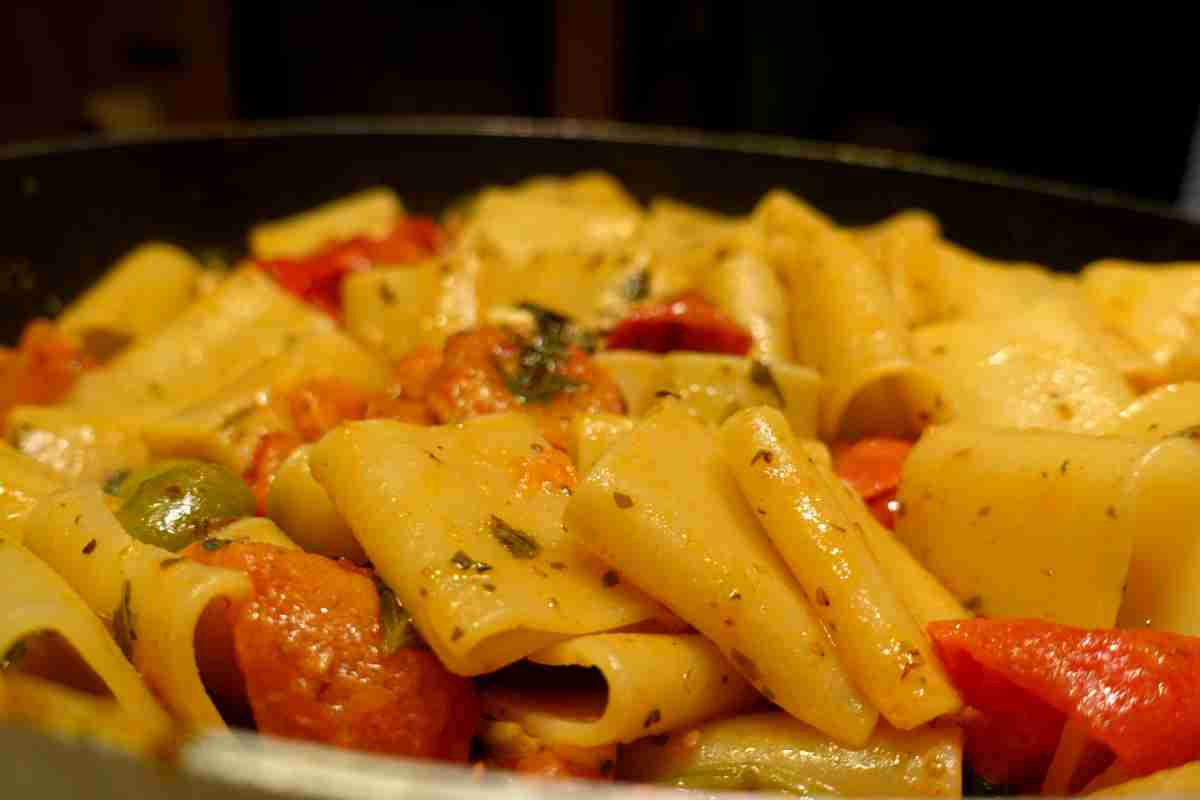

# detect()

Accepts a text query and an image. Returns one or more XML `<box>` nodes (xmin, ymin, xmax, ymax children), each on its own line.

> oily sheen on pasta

<box><xmin>6</xmin><ymin>170</ymin><xmax>1200</xmax><ymax>797</ymax></box>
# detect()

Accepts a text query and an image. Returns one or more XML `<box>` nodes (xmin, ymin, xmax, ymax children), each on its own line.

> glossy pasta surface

<box><xmin>3</xmin><ymin>173</ymin><xmax>1200</xmax><ymax>798</ymax></box>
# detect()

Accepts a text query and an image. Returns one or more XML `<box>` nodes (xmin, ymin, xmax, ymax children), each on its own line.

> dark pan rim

<box><xmin>1</xmin><ymin>115</ymin><xmax>1194</xmax><ymax>227</ymax></box>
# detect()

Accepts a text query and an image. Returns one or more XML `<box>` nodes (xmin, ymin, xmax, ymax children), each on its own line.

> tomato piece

<box><xmin>286</xmin><ymin>378</ymin><xmax>373</xmax><ymax>441</ymax></box>
<box><xmin>244</xmin><ymin>431</ymin><xmax>303</xmax><ymax>515</ymax></box>
<box><xmin>1</xmin><ymin>319</ymin><xmax>93</xmax><ymax>425</ymax></box>
<box><xmin>606</xmin><ymin>291</ymin><xmax>752</xmax><ymax>356</ymax></box>
<box><xmin>423</xmin><ymin>327</ymin><xmax>624</xmax><ymax>449</ymax></box>
<box><xmin>832</xmin><ymin>437</ymin><xmax>914</xmax><ymax>530</ymax></box>
<box><xmin>500</xmin><ymin>747</ymin><xmax>614</xmax><ymax>781</ymax></box>
<box><xmin>258</xmin><ymin>217</ymin><xmax>444</xmax><ymax>316</ymax></box>
<box><xmin>928</xmin><ymin>619</ymin><xmax>1200</xmax><ymax>777</ymax></box>
<box><xmin>185</xmin><ymin>541</ymin><xmax>479</xmax><ymax>761</ymax></box>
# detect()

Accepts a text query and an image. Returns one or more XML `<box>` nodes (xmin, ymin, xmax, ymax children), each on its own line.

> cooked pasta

<box><xmin>4</xmin><ymin>172</ymin><xmax>1200</xmax><ymax>796</ymax></box>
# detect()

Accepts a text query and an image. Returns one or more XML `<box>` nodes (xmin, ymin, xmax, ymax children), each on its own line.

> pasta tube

<box><xmin>619</xmin><ymin>711</ymin><xmax>963</xmax><ymax>797</ymax></box>
<box><xmin>308</xmin><ymin>414</ymin><xmax>664</xmax><ymax>677</ymax></box>
<box><xmin>0</xmin><ymin>442</ymin><xmax>62</xmax><ymax>543</ymax></box>
<box><xmin>482</xmin><ymin>633</ymin><xmax>759</xmax><ymax>747</ymax></box>
<box><xmin>720</xmin><ymin>407</ymin><xmax>961</xmax><ymax>729</ymax></box>
<box><xmin>895</xmin><ymin>424</ymin><xmax>1141</xmax><ymax>626</ymax></box>
<box><xmin>250</xmin><ymin>187</ymin><xmax>403</xmax><ymax>260</ymax></box>
<box><xmin>564</xmin><ymin>400</ymin><xmax>876</xmax><ymax>747</ymax></box>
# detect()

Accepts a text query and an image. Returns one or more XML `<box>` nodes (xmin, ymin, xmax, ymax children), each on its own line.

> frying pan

<box><xmin>3</xmin><ymin>118</ymin><xmax>1199</xmax><ymax>799</ymax></box>
<box><xmin>3</xmin><ymin>117</ymin><xmax>1200</xmax><ymax>344</ymax></box>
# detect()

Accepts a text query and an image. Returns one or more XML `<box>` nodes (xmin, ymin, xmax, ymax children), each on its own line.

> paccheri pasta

<box><xmin>3</xmin><ymin>172</ymin><xmax>1200</xmax><ymax>796</ymax></box>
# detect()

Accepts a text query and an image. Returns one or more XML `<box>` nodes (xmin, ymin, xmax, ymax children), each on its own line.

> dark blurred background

<box><xmin>4</xmin><ymin>3</ymin><xmax>1199</xmax><ymax>211</ymax></box>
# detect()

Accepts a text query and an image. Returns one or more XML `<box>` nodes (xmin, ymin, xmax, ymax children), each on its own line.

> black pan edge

<box><xmin>0</xmin><ymin>115</ymin><xmax>1191</xmax><ymax>226</ymax></box>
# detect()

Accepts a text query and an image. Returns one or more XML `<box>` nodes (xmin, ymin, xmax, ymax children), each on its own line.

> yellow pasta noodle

<box><xmin>250</xmin><ymin>187</ymin><xmax>404</xmax><ymax>261</ymax></box>
<box><xmin>719</xmin><ymin>407</ymin><xmax>960</xmax><ymax>729</ymax></box>
<box><xmin>0</xmin><ymin>539</ymin><xmax>169</xmax><ymax>732</ymax></box>
<box><xmin>308</xmin><ymin>414</ymin><xmax>664</xmax><ymax>677</ymax></box>
<box><xmin>0</xmin><ymin>443</ymin><xmax>62</xmax><ymax>543</ymax></box>
<box><xmin>481</xmin><ymin>633</ymin><xmax>759</xmax><ymax>747</ymax></box>
<box><xmin>5</xmin><ymin>407</ymin><xmax>148</xmax><ymax>484</ymax></box>
<box><xmin>21</xmin><ymin>486</ymin><xmax>253</xmax><ymax>729</ymax></box>
<box><xmin>564</xmin><ymin>400</ymin><xmax>876</xmax><ymax>746</ymax></box>
<box><xmin>895</xmin><ymin>424</ymin><xmax>1141</xmax><ymax>626</ymax></box>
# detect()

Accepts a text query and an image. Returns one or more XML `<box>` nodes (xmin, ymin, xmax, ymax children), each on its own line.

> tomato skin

<box><xmin>606</xmin><ymin>291</ymin><xmax>753</xmax><ymax>356</ymax></box>
<box><xmin>1</xmin><ymin>319</ymin><xmax>93</xmax><ymax>425</ymax></box>
<box><xmin>928</xmin><ymin>618</ymin><xmax>1200</xmax><ymax>778</ymax></box>
<box><xmin>257</xmin><ymin>216</ymin><xmax>443</xmax><ymax>316</ymax></box>
<box><xmin>185</xmin><ymin>542</ymin><xmax>479</xmax><ymax>761</ymax></box>
<box><xmin>423</xmin><ymin>327</ymin><xmax>623</xmax><ymax>449</ymax></box>
<box><xmin>244</xmin><ymin>431</ymin><xmax>303</xmax><ymax>515</ymax></box>
<box><xmin>832</xmin><ymin>437</ymin><xmax>913</xmax><ymax>530</ymax></box>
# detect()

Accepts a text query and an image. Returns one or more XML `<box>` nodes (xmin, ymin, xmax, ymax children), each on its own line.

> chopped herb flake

<box><xmin>450</xmin><ymin>550</ymin><xmax>493</xmax><ymax>573</ymax></box>
<box><xmin>622</xmin><ymin>269</ymin><xmax>651</xmax><ymax>302</ymax></box>
<box><xmin>653</xmin><ymin>389</ymin><xmax>681</xmax><ymax>399</ymax></box>
<box><xmin>378</xmin><ymin>283</ymin><xmax>398</xmax><ymax>305</ymax></box>
<box><xmin>488</xmin><ymin>515</ymin><xmax>540</xmax><ymax>559</ymax></box>
<box><xmin>613</xmin><ymin>492</ymin><xmax>634</xmax><ymax>509</ymax></box>
<box><xmin>750</xmin><ymin>449</ymin><xmax>774</xmax><ymax>466</ymax></box>
<box><xmin>2</xmin><ymin>638</ymin><xmax>27</xmax><ymax>670</ymax></box>
<box><xmin>202</xmin><ymin>538</ymin><xmax>234</xmax><ymax>552</ymax></box>
<box><xmin>112</xmin><ymin>580</ymin><xmax>136</xmax><ymax>659</ymax></box>
<box><xmin>749</xmin><ymin>360</ymin><xmax>785</xmax><ymax>407</ymax></box>
<box><xmin>82</xmin><ymin>539</ymin><xmax>97</xmax><ymax>555</ymax></box>
<box><xmin>375</xmin><ymin>578</ymin><xmax>424</xmax><ymax>653</ymax></box>
<box><xmin>643</xmin><ymin>708</ymin><xmax>662</xmax><ymax>728</ymax></box>
<box><xmin>103</xmin><ymin>470</ymin><xmax>131</xmax><ymax>496</ymax></box>
<box><xmin>450</xmin><ymin>627</ymin><xmax>464</xmax><ymax>642</ymax></box>
<box><xmin>602</xmin><ymin>570</ymin><xmax>620</xmax><ymax>587</ymax></box>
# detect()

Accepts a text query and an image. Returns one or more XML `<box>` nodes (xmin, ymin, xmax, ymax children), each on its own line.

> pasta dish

<box><xmin>3</xmin><ymin>173</ymin><xmax>1200</xmax><ymax>796</ymax></box>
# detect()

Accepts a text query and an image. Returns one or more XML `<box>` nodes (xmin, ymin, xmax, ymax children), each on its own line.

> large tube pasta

<box><xmin>481</xmin><ymin>633</ymin><xmax>759</xmax><ymax>747</ymax></box>
<box><xmin>56</xmin><ymin>243</ymin><xmax>204</xmax><ymax>349</ymax></box>
<box><xmin>912</xmin><ymin>298</ymin><xmax>1134</xmax><ymax>434</ymax></box>
<box><xmin>719</xmin><ymin>407</ymin><xmax>960</xmax><ymax>730</ymax></box>
<box><xmin>0</xmin><ymin>672</ymin><xmax>173</xmax><ymax>757</ymax></box>
<box><xmin>342</xmin><ymin>260</ymin><xmax>477</xmax><ymax>361</ymax></box>
<box><xmin>620</xmin><ymin>711</ymin><xmax>963</xmax><ymax>797</ymax></box>
<box><xmin>567</xmin><ymin>414</ymin><xmax>634</xmax><ymax>475</ymax></box>
<box><xmin>63</xmin><ymin>268</ymin><xmax>340</xmax><ymax>422</ymax></box>
<box><xmin>266</xmin><ymin>445</ymin><xmax>366</xmax><ymax>561</ymax></box>
<box><xmin>699</xmin><ymin>250</ymin><xmax>793</xmax><ymax>362</ymax></box>
<box><xmin>1080</xmin><ymin>259</ymin><xmax>1200</xmax><ymax>387</ymax></box>
<box><xmin>461</xmin><ymin>174</ymin><xmax>641</xmax><ymax>265</ymax></box>
<box><xmin>854</xmin><ymin>210</ymin><xmax>944</xmax><ymax>328</ymax></box>
<box><xmin>249</xmin><ymin>187</ymin><xmax>403</xmax><ymax>260</ymax></box>
<box><xmin>1104</xmin><ymin>381</ymin><xmax>1200</xmax><ymax>437</ymax></box>
<box><xmin>142</xmin><ymin>328</ymin><xmax>389</xmax><ymax>472</ymax></box>
<box><xmin>22</xmin><ymin>486</ymin><xmax>253</xmax><ymax>729</ymax></box>
<box><xmin>5</xmin><ymin>407</ymin><xmax>148</xmax><ymax>484</ymax></box>
<box><xmin>0</xmin><ymin>539</ymin><xmax>169</xmax><ymax>732</ymax></box>
<box><xmin>0</xmin><ymin>443</ymin><xmax>62</xmax><ymax>542</ymax></box>
<box><xmin>594</xmin><ymin>351</ymin><xmax>822</xmax><ymax>436</ymax></box>
<box><xmin>308</xmin><ymin>414</ymin><xmax>664</xmax><ymax>677</ymax></box>
<box><xmin>895</xmin><ymin>424</ymin><xmax>1141</xmax><ymax>626</ymax></box>
<box><xmin>857</xmin><ymin>517</ymin><xmax>971</xmax><ymax>628</ymax></box>
<box><xmin>1115</xmin><ymin>437</ymin><xmax>1200</xmax><ymax>634</ymax></box>
<box><xmin>564</xmin><ymin>401</ymin><xmax>876</xmax><ymax>746</ymax></box>
<box><xmin>782</xmin><ymin>228</ymin><xmax>944</xmax><ymax>439</ymax></box>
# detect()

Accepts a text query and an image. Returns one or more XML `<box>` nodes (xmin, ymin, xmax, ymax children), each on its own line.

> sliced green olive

<box><xmin>114</xmin><ymin>459</ymin><xmax>255</xmax><ymax>552</ymax></box>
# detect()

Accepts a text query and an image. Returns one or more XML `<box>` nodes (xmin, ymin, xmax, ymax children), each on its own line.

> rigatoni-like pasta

<box><xmin>719</xmin><ymin>407</ymin><xmax>960</xmax><ymax>730</ymax></box>
<box><xmin>564</xmin><ymin>400</ymin><xmax>876</xmax><ymax>746</ymax></box>
<box><xmin>309</xmin><ymin>414</ymin><xmax>665</xmax><ymax>676</ymax></box>
<box><xmin>481</xmin><ymin>633</ymin><xmax>759</xmax><ymax>747</ymax></box>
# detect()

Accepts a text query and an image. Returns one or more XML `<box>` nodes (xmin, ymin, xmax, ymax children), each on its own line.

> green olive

<box><xmin>114</xmin><ymin>460</ymin><xmax>256</xmax><ymax>552</ymax></box>
<box><xmin>112</xmin><ymin>459</ymin><xmax>197</xmax><ymax>501</ymax></box>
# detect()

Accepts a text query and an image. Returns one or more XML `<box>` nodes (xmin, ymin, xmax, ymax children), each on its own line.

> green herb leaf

<box><xmin>450</xmin><ymin>550</ymin><xmax>493</xmax><ymax>573</ymax></box>
<box><xmin>375</xmin><ymin>578</ymin><xmax>425</xmax><ymax>654</ymax></box>
<box><xmin>488</xmin><ymin>515</ymin><xmax>540</xmax><ymax>559</ymax></box>
<box><xmin>112</xmin><ymin>580</ymin><xmax>136</xmax><ymax>660</ymax></box>
<box><xmin>501</xmin><ymin>303</ymin><xmax>585</xmax><ymax>404</ymax></box>
<box><xmin>201</xmin><ymin>538</ymin><xmax>234</xmax><ymax>552</ymax></box>
<box><xmin>2</xmin><ymin>638</ymin><xmax>28</xmax><ymax>670</ymax></box>
<box><xmin>159</xmin><ymin>557</ymin><xmax>187</xmax><ymax>570</ymax></box>
<box><xmin>102</xmin><ymin>469</ymin><xmax>131</xmax><ymax>496</ymax></box>
<box><xmin>749</xmin><ymin>361</ymin><xmax>785</xmax><ymax>407</ymax></box>
<box><xmin>622</xmin><ymin>269</ymin><xmax>651</xmax><ymax>301</ymax></box>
